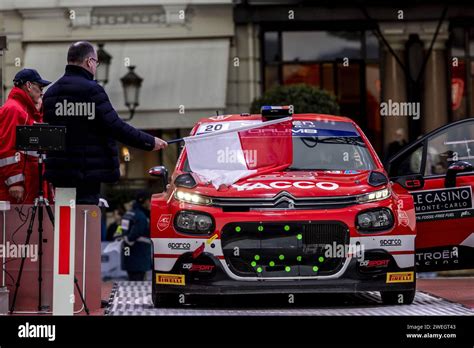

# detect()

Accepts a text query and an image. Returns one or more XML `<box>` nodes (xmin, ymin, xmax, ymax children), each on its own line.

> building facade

<box><xmin>0</xmin><ymin>0</ymin><xmax>233</xmax><ymax>191</ymax></box>
<box><xmin>232</xmin><ymin>0</ymin><xmax>474</xmax><ymax>155</ymax></box>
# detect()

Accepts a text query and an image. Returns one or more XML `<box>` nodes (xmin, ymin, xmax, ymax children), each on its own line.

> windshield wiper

<box><xmin>298</xmin><ymin>136</ymin><xmax>365</xmax><ymax>147</ymax></box>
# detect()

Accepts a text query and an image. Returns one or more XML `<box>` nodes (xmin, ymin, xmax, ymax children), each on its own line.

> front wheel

<box><xmin>380</xmin><ymin>289</ymin><xmax>416</xmax><ymax>305</ymax></box>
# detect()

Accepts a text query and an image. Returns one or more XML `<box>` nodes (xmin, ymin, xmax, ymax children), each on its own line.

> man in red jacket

<box><xmin>0</xmin><ymin>69</ymin><xmax>51</xmax><ymax>203</ymax></box>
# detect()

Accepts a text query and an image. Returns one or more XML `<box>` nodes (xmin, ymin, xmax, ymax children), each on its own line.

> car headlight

<box><xmin>175</xmin><ymin>190</ymin><xmax>212</xmax><ymax>205</ymax></box>
<box><xmin>356</xmin><ymin>208</ymin><xmax>394</xmax><ymax>232</ymax></box>
<box><xmin>356</xmin><ymin>188</ymin><xmax>390</xmax><ymax>203</ymax></box>
<box><xmin>174</xmin><ymin>211</ymin><xmax>214</xmax><ymax>235</ymax></box>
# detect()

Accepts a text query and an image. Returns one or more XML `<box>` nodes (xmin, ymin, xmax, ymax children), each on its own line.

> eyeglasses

<box><xmin>89</xmin><ymin>57</ymin><xmax>100</xmax><ymax>67</ymax></box>
<box><xmin>29</xmin><ymin>82</ymin><xmax>44</xmax><ymax>92</ymax></box>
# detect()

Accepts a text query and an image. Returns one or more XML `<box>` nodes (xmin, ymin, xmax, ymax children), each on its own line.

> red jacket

<box><xmin>0</xmin><ymin>87</ymin><xmax>44</xmax><ymax>204</ymax></box>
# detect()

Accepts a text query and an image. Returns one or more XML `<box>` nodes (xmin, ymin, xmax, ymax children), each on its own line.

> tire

<box><xmin>380</xmin><ymin>289</ymin><xmax>416</xmax><ymax>305</ymax></box>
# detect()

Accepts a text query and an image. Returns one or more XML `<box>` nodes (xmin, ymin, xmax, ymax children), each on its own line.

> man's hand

<box><xmin>153</xmin><ymin>137</ymin><xmax>168</xmax><ymax>151</ymax></box>
<box><xmin>8</xmin><ymin>185</ymin><xmax>24</xmax><ymax>202</ymax></box>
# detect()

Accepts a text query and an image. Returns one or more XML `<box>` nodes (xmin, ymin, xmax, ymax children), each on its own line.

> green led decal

<box><xmin>285</xmin><ymin>266</ymin><xmax>291</xmax><ymax>272</ymax></box>
<box><xmin>235</xmin><ymin>226</ymin><xmax>241</xmax><ymax>232</ymax></box>
<box><xmin>254</xmin><ymin>255</ymin><xmax>260</xmax><ymax>261</ymax></box>
<box><xmin>257</xmin><ymin>267</ymin><xmax>263</xmax><ymax>273</ymax></box>
<box><xmin>279</xmin><ymin>254</ymin><xmax>285</xmax><ymax>261</ymax></box>
<box><xmin>258</xmin><ymin>225</ymin><xmax>264</xmax><ymax>232</ymax></box>
<box><xmin>284</xmin><ymin>225</ymin><xmax>290</xmax><ymax>231</ymax></box>
<box><xmin>297</xmin><ymin>233</ymin><xmax>302</xmax><ymax>240</ymax></box>
<box><xmin>313</xmin><ymin>266</ymin><xmax>319</xmax><ymax>272</ymax></box>
<box><xmin>251</xmin><ymin>261</ymin><xmax>257</xmax><ymax>267</ymax></box>
<box><xmin>297</xmin><ymin>256</ymin><xmax>302</xmax><ymax>262</ymax></box>
<box><xmin>318</xmin><ymin>256</ymin><xmax>324</xmax><ymax>263</ymax></box>
<box><xmin>269</xmin><ymin>261</ymin><xmax>275</xmax><ymax>267</ymax></box>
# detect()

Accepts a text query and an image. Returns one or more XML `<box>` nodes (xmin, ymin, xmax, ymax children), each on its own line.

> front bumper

<box><xmin>153</xmin><ymin>257</ymin><xmax>415</xmax><ymax>296</ymax></box>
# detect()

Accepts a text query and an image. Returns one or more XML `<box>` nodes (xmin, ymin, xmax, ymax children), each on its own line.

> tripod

<box><xmin>9</xmin><ymin>152</ymin><xmax>89</xmax><ymax>314</ymax></box>
<box><xmin>10</xmin><ymin>152</ymin><xmax>52</xmax><ymax>313</ymax></box>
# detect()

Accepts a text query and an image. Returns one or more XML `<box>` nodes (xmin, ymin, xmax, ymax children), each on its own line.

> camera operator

<box><xmin>0</xmin><ymin>69</ymin><xmax>51</xmax><ymax>203</ymax></box>
<box><xmin>43</xmin><ymin>41</ymin><xmax>167</xmax><ymax>204</ymax></box>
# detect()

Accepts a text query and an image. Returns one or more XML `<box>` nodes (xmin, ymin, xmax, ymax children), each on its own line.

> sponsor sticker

<box><xmin>398</xmin><ymin>210</ymin><xmax>409</xmax><ymax>227</ymax></box>
<box><xmin>168</xmin><ymin>242</ymin><xmax>191</xmax><ymax>250</ymax></box>
<box><xmin>232</xmin><ymin>181</ymin><xmax>339</xmax><ymax>191</ymax></box>
<box><xmin>155</xmin><ymin>273</ymin><xmax>185</xmax><ymax>286</ymax></box>
<box><xmin>380</xmin><ymin>238</ymin><xmax>402</xmax><ymax>247</ymax></box>
<box><xmin>386</xmin><ymin>271</ymin><xmax>414</xmax><ymax>283</ymax></box>
<box><xmin>359</xmin><ymin>259</ymin><xmax>389</xmax><ymax>268</ymax></box>
<box><xmin>182</xmin><ymin>263</ymin><xmax>215</xmax><ymax>272</ymax></box>
<box><xmin>157</xmin><ymin>214</ymin><xmax>172</xmax><ymax>231</ymax></box>
<box><xmin>411</xmin><ymin>186</ymin><xmax>474</xmax><ymax>221</ymax></box>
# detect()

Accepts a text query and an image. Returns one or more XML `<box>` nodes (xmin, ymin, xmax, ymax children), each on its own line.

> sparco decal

<box><xmin>380</xmin><ymin>239</ymin><xmax>402</xmax><ymax>247</ymax></box>
<box><xmin>168</xmin><ymin>242</ymin><xmax>191</xmax><ymax>250</ymax></box>
<box><xmin>232</xmin><ymin>181</ymin><xmax>339</xmax><ymax>191</ymax></box>
<box><xmin>411</xmin><ymin>186</ymin><xmax>474</xmax><ymax>221</ymax></box>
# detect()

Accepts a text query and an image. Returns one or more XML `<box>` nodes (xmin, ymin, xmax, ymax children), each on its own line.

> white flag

<box><xmin>184</xmin><ymin>117</ymin><xmax>293</xmax><ymax>188</ymax></box>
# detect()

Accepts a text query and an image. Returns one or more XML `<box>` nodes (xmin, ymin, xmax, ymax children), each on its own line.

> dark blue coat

<box><xmin>122</xmin><ymin>202</ymin><xmax>152</xmax><ymax>273</ymax></box>
<box><xmin>43</xmin><ymin>65</ymin><xmax>155</xmax><ymax>185</ymax></box>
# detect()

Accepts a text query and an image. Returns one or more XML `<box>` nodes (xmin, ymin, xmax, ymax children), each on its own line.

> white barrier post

<box><xmin>52</xmin><ymin>187</ymin><xmax>76</xmax><ymax>315</ymax></box>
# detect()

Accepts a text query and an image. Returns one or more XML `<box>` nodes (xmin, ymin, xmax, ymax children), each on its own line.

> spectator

<box><xmin>121</xmin><ymin>191</ymin><xmax>152</xmax><ymax>281</ymax></box>
<box><xmin>106</xmin><ymin>206</ymin><xmax>125</xmax><ymax>241</ymax></box>
<box><xmin>0</xmin><ymin>69</ymin><xmax>51</xmax><ymax>203</ymax></box>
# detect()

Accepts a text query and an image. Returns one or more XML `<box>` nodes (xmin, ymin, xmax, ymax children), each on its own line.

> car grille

<box><xmin>221</xmin><ymin>221</ymin><xmax>350</xmax><ymax>278</ymax></box>
<box><xmin>212</xmin><ymin>191</ymin><xmax>358</xmax><ymax>212</ymax></box>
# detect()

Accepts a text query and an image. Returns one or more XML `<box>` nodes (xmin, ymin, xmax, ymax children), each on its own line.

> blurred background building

<box><xmin>0</xmin><ymin>0</ymin><xmax>474</xmax><ymax>195</ymax></box>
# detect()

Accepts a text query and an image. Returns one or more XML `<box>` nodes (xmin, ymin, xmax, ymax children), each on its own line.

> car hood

<box><xmin>190</xmin><ymin>170</ymin><xmax>381</xmax><ymax>198</ymax></box>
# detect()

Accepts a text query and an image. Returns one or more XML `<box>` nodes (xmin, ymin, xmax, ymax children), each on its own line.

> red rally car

<box><xmin>148</xmin><ymin>107</ymin><xmax>474</xmax><ymax>306</ymax></box>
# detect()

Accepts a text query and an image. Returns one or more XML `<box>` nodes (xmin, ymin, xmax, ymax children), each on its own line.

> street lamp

<box><xmin>120</xmin><ymin>66</ymin><xmax>143</xmax><ymax>121</ymax></box>
<box><xmin>96</xmin><ymin>43</ymin><xmax>112</xmax><ymax>86</ymax></box>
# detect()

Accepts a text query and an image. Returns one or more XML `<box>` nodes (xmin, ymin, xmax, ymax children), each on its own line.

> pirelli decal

<box><xmin>156</xmin><ymin>273</ymin><xmax>185</xmax><ymax>286</ymax></box>
<box><xmin>386</xmin><ymin>271</ymin><xmax>414</xmax><ymax>283</ymax></box>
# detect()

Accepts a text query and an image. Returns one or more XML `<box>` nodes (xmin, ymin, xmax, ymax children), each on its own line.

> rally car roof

<box><xmin>197</xmin><ymin>113</ymin><xmax>354</xmax><ymax>124</ymax></box>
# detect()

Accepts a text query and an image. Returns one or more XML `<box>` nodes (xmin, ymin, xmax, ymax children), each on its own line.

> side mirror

<box><xmin>148</xmin><ymin>166</ymin><xmax>169</xmax><ymax>192</ymax></box>
<box><xmin>445</xmin><ymin>161</ymin><xmax>473</xmax><ymax>188</ymax></box>
<box><xmin>394</xmin><ymin>174</ymin><xmax>424</xmax><ymax>190</ymax></box>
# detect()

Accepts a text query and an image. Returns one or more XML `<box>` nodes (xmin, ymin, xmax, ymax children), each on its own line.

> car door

<box><xmin>387</xmin><ymin>118</ymin><xmax>474</xmax><ymax>272</ymax></box>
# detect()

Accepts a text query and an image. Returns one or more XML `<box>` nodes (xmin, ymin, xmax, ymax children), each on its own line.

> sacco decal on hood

<box><xmin>232</xmin><ymin>181</ymin><xmax>339</xmax><ymax>191</ymax></box>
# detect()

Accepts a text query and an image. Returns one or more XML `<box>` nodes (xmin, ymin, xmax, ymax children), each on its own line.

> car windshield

<box><xmin>289</xmin><ymin>120</ymin><xmax>375</xmax><ymax>170</ymax></box>
<box><xmin>182</xmin><ymin>119</ymin><xmax>376</xmax><ymax>172</ymax></box>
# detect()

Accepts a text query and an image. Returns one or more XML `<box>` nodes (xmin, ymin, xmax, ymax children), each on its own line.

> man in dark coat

<box><xmin>121</xmin><ymin>191</ymin><xmax>152</xmax><ymax>281</ymax></box>
<box><xmin>43</xmin><ymin>41</ymin><xmax>167</xmax><ymax>204</ymax></box>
